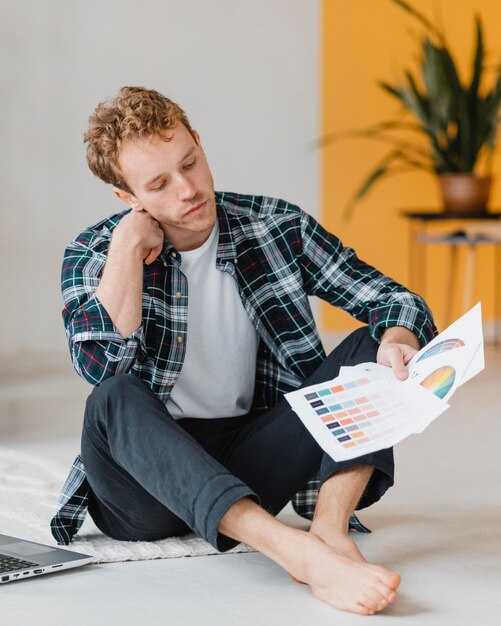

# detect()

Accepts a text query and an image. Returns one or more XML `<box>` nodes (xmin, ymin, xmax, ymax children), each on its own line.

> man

<box><xmin>51</xmin><ymin>86</ymin><xmax>436</xmax><ymax>615</ymax></box>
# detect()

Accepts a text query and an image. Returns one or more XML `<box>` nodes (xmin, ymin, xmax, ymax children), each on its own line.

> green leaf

<box><xmin>390</xmin><ymin>0</ymin><xmax>444</xmax><ymax>44</ymax></box>
<box><xmin>467</xmin><ymin>16</ymin><xmax>484</xmax><ymax>166</ymax></box>
<box><xmin>354</xmin><ymin>149</ymin><xmax>430</xmax><ymax>200</ymax></box>
<box><xmin>397</xmin><ymin>71</ymin><xmax>451</xmax><ymax>170</ymax></box>
<box><xmin>438</xmin><ymin>44</ymin><xmax>471</xmax><ymax>169</ymax></box>
<box><xmin>313</xmin><ymin>119</ymin><xmax>424</xmax><ymax>149</ymax></box>
<box><xmin>389</xmin><ymin>149</ymin><xmax>433</xmax><ymax>171</ymax></box>
<box><xmin>344</xmin><ymin>150</ymin><xmax>431</xmax><ymax>219</ymax></box>
<box><xmin>469</xmin><ymin>16</ymin><xmax>484</xmax><ymax>106</ymax></box>
<box><xmin>422</xmin><ymin>40</ymin><xmax>453</xmax><ymax>123</ymax></box>
<box><xmin>378</xmin><ymin>80</ymin><xmax>404</xmax><ymax>102</ymax></box>
<box><xmin>354</xmin><ymin>119</ymin><xmax>424</xmax><ymax>135</ymax></box>
<box><xmin>354</xmin><ymin>165</ymin><xmax>388</xmax><ymax>201</ymax></box>
<box><xmin>475</xmin><ymin>70</ymin><xmax>501</xmax><ymax>154</ymax></box>
<box><xmin>399</xmin><ymin>73</ymin><xmax>430</xmax><ymax>127</ymax></box>
<box><xmin>343</xmin><ymin>163</ymin><xmax>388</xmax><ymax>220</ymax></box>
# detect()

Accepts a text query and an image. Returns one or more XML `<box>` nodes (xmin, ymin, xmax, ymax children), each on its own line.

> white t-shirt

<box><xmin>166</xmin><ymin>222</ymin><xmax>259</xmax><ymax>420</ymax></box>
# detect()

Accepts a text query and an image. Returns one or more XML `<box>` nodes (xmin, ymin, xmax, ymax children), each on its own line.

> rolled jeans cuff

<box><xmin>196</xmin><ymin>475</ymin><xmax>260</xmax><ymax>552</ymax></box>
<box><xmin>319</xmin><ymin>446</ymin><xmax>394</xmax><ymax>510</ymax></box>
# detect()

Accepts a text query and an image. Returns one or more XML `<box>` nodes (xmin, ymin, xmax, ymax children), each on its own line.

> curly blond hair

<box><xmin>84</xmin><ymin>86</ymin><xmax>196</xmax><ymax>192</ymax></box>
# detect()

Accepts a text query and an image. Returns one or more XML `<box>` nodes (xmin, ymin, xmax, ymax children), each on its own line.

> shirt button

<box><xmin>171</xmin><ymin>251</ymin><xmax>177</xmax><ymax>258</ymax></box>
<box><xmin>176</xmin><ymin>336</ymin><xmax>184</xmax><ymax>343</ymax></box>
<box><xmin>163</xmin><ymin>260</ymin><xmax>168</xmax><ymax>268</ymax></box>
<box><xmin>175</xmin><ymin>292</ymin><xmax>182</xmax><ymax>299</ymax></box>
<box><xmin>233</xmin><ymin>258</ymin><xmax>238</xmax><ymax>264</ymax></box>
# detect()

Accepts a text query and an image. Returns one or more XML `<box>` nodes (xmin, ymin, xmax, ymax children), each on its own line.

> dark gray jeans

<box><xmin>82</xmin><ymin>327</ymin><xmax>394</xmax><ymax>552</ymax></box>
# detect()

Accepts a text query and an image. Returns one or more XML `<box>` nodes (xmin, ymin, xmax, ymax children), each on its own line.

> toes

<box><xmin>360</xmin><ymin>595</ymin><xmax>383</xmax><ymax>612</ymax></box>
<box><xmin>313</xmin><ymin>589</ymin><xmax>373</xmax><ymax>616</ymax></box>
<box><xmin>362</xmin><ymin>590</ymin><xmax>391</xmax><ymax>612</ymax></box>
<box><xmin>375</xmin><ymin>580</ymin><xmax>399</xmax><ymax>602</ymax></box>
<box><xmin>354</xmin><ymin>603</ymin><xmax>374</xmax><ymax>616</ymax></box>
<box><xmin>384</xmin><ymin>572</ymin><xmax>401</xmax><ymax>590</ymax></box>
<box><xmin>367</xmin><ymin>566</ymin><xmax>401</xmax><ymax>591</ymax></box>
<box><xmin>387</xmin><ymin>590</ymin><xmax>398</xmax><ymax>604</ymax></box>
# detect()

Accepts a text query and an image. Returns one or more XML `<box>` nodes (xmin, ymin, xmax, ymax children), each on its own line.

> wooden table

<box><xmin>401</xmin><ymin>210</ymin><xmax>501</xmax><ymax>340</ymax></box>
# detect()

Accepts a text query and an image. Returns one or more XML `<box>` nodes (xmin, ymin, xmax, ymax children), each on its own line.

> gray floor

<box><xmin>1</xmin><ymin>344</ymin><xmax>500</xmax><ymax>625</ymax></box>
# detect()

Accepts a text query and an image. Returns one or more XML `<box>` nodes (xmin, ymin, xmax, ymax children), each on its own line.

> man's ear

<box><xmin>192</xmin><ymin>129</ymin><xmax>207</xmax><ymax>156</ymax></box>
<box><xmin>113</xmin><ymin>187</ymin><xmax>143</xmax><ymax>212</ymax></box>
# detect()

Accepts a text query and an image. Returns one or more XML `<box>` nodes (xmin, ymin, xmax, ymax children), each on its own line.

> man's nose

<box><xmin>176</xmin><ymin>175</ymin><xmax>197</xmax><ymax>200</ymax></box>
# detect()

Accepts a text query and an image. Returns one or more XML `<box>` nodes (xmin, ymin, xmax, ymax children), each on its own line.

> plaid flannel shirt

<box><xmin>51</xmin><ymin>191</ymin><xmax>436</xmax><ymax>545</ymax></box>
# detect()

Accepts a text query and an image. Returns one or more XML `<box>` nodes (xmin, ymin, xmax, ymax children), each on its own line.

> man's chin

<box><xmin>185</xmin><ymin>206</ymin><xmax>217</xmax><ymax>230</ymax></box>
<box><xmin>167</xmin><ymin>215</ymin><xmax>216</xmax><ymax>233</ymax></box>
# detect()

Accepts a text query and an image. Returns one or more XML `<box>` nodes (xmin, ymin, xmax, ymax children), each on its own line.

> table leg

<box><xmin>409</xmin><ymin>221</ymin><xmax>426</xmax><ymax>298</ymax></box>
<box><xmin>444</xmin><ymin>244</ymin><xmax>458</xmax><ymax>329</ymax></box>
<box><xmin>463</xmin><ymin>244</ymin><xmax>476</xmax><ymax>313</ymax></box>
<box><xmin>495</xmin><ymin>244</ymin><xmax>501</xmax><ymax>346</ymax></box>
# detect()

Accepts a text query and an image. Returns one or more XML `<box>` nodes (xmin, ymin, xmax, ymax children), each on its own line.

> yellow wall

<box><xmin>321</xmin><ymin>0</ymin><xmax>501</xmax><ymax>333</ymax></box>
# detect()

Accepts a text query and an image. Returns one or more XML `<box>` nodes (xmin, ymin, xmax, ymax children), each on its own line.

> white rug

<box><xmin>0</xmin><ymin>446</ymin><xmax>255</xmax><ymax>564</ymax></box>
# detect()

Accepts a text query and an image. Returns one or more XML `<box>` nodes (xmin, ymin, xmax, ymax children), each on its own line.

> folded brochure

<box><xmin>285</xmin><ymin>303</ymin><xmax>484</xmax><ymax>462</ymax></box>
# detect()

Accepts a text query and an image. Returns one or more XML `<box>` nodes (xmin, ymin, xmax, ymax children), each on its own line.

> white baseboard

<box><xmin>0</xmin><ymin>351</ymin><xmax>88</xmax><ymax>439</ymax></box>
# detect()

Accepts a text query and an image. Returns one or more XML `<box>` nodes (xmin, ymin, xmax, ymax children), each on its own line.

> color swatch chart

<box><xmin>286</xmin><ymin>369</ymin><xmax>446</xmax><ymax>462</ymax></box>
<box><xmin>286</xmin><ymin>303</ymin><xmax>484</xmax><ymax>462</ymax></box>
<box><xmin>305</xmin><ymin>376</ymin><xmax>405</xmax><ymax>450</ymax></box>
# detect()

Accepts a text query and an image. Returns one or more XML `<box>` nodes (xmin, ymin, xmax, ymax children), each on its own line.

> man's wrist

<box><xmin>380</xmin><ymin>326</ymin><xmax>420</xmax><ymax>349</ymax></box>
<box><xmin>109</xmin><ymin>230</ymin><xmax>145</xmax><ymax>264</ymax></box>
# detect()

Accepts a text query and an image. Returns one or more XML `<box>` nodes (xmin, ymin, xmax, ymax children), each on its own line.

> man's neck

<box><xmin>162</xmin><ymin>222</ymin><xmax>216</xmax><ymax>252</ymax></box>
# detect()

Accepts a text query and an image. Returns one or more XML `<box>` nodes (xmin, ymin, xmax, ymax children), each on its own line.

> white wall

<box><xmin>0</xmin><ymin>0</ymin><xmax>320</xmax><ymax>359</ymax></box>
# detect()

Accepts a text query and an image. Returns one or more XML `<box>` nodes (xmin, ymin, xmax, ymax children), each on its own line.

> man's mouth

<box><xmin>184</xmin><ymin>200</ymin><xmax>207</xmax><ymax>217</ymax></box>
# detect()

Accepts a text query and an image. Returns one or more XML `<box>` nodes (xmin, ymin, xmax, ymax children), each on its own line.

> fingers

<box><xmin>389</xmin><ymin>348</ymin><xmax>408</xmax><ymax>381</ymax></box>
<box><xmin>377</xmin><ymin>343</ymin><xmax>409</xmax><ymax>380</ymax></box>
<box><xmin>402</xmin><ymin>346</ymin><xmax>418</xmax><ymax>364</ymax></box>
<box><xmin>129</xmin><ymin>213</ymin><xmax>164</xmax><ymax>264</ymax></box>
<box><xmin>144</xmin><ymin>243</ymin><xmax>164</xmax><ymax>265</ymax></box>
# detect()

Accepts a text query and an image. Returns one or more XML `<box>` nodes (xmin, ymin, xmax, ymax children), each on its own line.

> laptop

<box><xmin>0</xmin><ymin>534</ymin><xmax>92</xmax><ymax>583</ymax></box>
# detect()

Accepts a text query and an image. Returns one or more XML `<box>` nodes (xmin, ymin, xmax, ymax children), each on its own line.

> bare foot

<box><xmin>290</xmin><ymin>534</ymin><xmax>400</xmax><ymax>615</ymax></box>
<box><xmin>309</xmin><ymin>526</ymin><xmax>367</xmax><ymax>563</ymax></box>
<box><xmin>289</xmin><ymin>529</ymin><xmax>366</xmax><ymax>584</ymax></box>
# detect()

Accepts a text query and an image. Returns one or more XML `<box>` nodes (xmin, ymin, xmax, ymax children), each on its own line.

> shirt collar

<box><xmin>215</xmin><ymin>194</ymin><xmax>237</xmax><ymax>263</ymax></box>
<box><xmin>159</xmin><ymin>193</ymin><xmax>237</xmax><ymax>266</ymax></box>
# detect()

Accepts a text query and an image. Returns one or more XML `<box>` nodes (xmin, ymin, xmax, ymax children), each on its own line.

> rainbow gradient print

<box><xmin>420</xmin><ymin>366</ymin><xmax>456</xmax><ymax>399</ymax></box>
<box><xmin>417</xmin><ymin>338</ymin><xmax>465</xmax><ymax>363</ymax></box>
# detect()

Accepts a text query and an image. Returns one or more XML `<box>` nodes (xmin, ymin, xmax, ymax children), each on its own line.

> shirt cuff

<box><xmin>369</xmin><ymin>301</ymin><xmax>437</xmax><ymax>347</ymax></box>
<box><xmin>71</xmin><ymin>326</ymin><xmax>146</xmax><ymax>373</ymax></box>
<box><xmin>67</xmin><ymin>295</ymin><xmax>147</xmax><ymax>374</ymax></box>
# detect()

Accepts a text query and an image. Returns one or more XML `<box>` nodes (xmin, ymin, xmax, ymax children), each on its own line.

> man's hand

<box><xmin>112</xmin><ymin>209</ymin><xmax>164</xmax><ymax>265</ymax></box>
<box><xmin>377</xmin><ymin>326</ymin><xmax>420</xmax><ymax>381</ymax></box>
<box><xmin>95</xmin><ymin>209</ymin><xmax>164</xmax><ymax>339</ymax></box>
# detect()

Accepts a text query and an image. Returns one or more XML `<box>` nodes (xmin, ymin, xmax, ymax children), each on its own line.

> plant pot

<box><xmin>438</xmin><ymin>174</ymin><xmax>492</xmax><ymax>215</ymax></box>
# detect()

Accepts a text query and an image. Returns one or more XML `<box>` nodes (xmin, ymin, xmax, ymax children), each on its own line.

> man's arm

<box><xmin>296</xmin><ymin>209</ymin><xmax>436</xmax><ymax>378</ymax></box>
<box><xmin>61</xmin><ymin>209</ymin><xmax>164</xmax><ymax>384</ymax></box>
<box><xmin>95</xmin><ymin>210</ymin><xmax>164</xmax><ymax>338</ymax></box>
<box><xmin>298</xmin><ymin>209</ymin><xmax>437</xmax><ymax>348</ymax></box>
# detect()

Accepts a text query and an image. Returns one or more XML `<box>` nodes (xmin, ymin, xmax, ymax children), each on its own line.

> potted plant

<box><xmin>322</xmin><ymin>0</ymin><xmax>501</xmax><ymax>217</ymax></box>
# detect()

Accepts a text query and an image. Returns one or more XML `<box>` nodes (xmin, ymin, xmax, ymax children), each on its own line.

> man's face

<box><xmin>115</xmin><ymin>123</ymin><xmax>217</xmax><ymax>248</ymax></box>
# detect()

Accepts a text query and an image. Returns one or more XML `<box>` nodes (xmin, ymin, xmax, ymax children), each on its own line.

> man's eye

<box><xmin>152</xmin><ymin>181</ymin><xmax>166</xmax><ymax>191</ymax></box>
<box><xmin>184</xmin><ymin>158</ymin><xmax>196</xmax><ymax>169</ymax></box>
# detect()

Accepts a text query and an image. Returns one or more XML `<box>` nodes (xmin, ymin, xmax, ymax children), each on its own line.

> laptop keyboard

<box><xmin>0</xmin><ymin>553</ymin><xmax>40</xmax><ymax>573</ymax></box>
